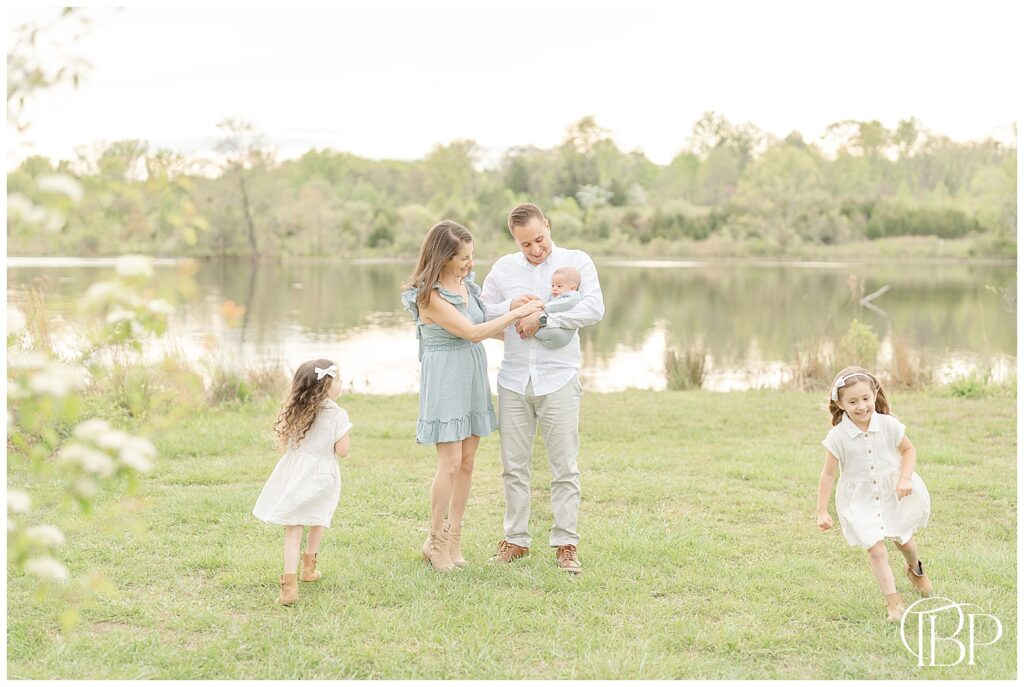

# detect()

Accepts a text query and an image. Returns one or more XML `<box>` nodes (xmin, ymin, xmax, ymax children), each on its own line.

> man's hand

<box><xmin>515</xmin><ymin>311</ymin><xmax>543</xmax><ymax>338</ymax></box>
<box><xmin>510</xmin><ymin>294</ymin><xmax>541</xmax><ymax>310</ymax></box>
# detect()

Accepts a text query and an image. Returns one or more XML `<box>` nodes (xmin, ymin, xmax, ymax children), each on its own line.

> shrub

<box><xmin>838</xmin><ymin>319</ymin><xmax>880</xmax><ymax>368</ymax></box>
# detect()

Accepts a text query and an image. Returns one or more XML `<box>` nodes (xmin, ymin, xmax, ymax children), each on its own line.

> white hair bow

<box><xmin>830</xmin><ymin>374</ymin><xmax>852</xmax><ymax>401</ymax></box>
<box><xmin>315</xmin><ymin>364</ymin><xmax>338</xmax><ymax>381</ymax></box>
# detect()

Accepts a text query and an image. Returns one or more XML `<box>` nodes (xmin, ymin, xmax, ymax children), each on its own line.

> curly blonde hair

<box><xmin>274</xmin><ymin>358</ymin><xmax>336</xmax><ymax>450</ymax></box>
<box><xmin>828</xmin><ymin>365</ymin><xmax>891</xmax><ymax>426</ymax></box>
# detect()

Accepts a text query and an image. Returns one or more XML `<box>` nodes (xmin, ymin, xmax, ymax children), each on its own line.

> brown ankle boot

<box><xmin>905</xmin><ymin>560</ymin><xmax>932</xmax><ymax>596</ymax></box>
<box><xmin>300</xmin><ymin>553</ymin><xmax>321</xmax><ymax>582</ymax></box>
<box><xmin>421</xmin><ymin>529</ymin><xmax>455</xmax><ymax>573</ymax></box>
<box><xmin>885</xmin><ymin>592</ymin><xmax>905</xmax><ymax>622</ymax></box>
<box><xmin>276</xmin><ymin>573</ymin><xmax>298</xmax><ymax>605</ymax></box>
<box><xmin>447</xmin><ymin>521</ymin><xmax>467</xmax><ymax>568</ymax></box>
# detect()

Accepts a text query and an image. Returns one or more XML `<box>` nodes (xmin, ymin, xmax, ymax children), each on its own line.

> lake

<box><xmin>7</xmin><ymin>257</ymin><xmax>1016</xmax><ymax>393</ymax></box>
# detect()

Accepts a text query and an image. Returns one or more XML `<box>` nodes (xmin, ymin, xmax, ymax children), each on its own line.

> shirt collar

<box><xmin>841</xmin><ymin>411</ymin><xmax>881</xmax><ymax>437</ymax></box>
<box><xmin>515</xmin><ymin>239</ymin><xmax>559</xmax><ymax>267</ymax></box>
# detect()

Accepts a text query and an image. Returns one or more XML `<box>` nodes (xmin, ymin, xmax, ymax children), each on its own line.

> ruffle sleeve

<box><xmin>433</xmin><ymin>281</ymin><xmax>466</xmax><ymax>306</ymax></box>
<box><xmin>400</xmin><ymin>287</ymin><xmax>420</xmax><ymax>321</ymax></box>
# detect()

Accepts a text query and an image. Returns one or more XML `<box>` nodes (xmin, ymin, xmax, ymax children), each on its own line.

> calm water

<box><xmin>7</xmin><ymin>257</ymin><xmax>1016</xmax><ymax>392</ymax></box>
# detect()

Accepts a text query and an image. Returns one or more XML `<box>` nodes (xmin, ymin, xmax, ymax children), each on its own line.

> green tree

<box><xmin>215</xmin><ymin>118</ymin><xmax>275</xmax><ymax>259</ymax></box>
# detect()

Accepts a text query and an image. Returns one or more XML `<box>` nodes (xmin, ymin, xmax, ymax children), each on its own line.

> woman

<box><xmin>401</xmin><ymin>220</ymin><xmax>543</xmax><ymax>572</ymax></box>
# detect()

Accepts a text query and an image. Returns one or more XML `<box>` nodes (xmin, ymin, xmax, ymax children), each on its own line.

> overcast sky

<box><xmin>7</xmin><ymin>1</ymin><xmax>1021</xmax><ymax>170</ymax></box>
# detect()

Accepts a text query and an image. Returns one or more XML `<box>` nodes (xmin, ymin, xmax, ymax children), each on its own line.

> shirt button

<box><xmin>868</xmin><ymin>450</ymin><xmax>872</xmax><ymax>454</ymax></box>
<box><xmin>870</xmin><ymin>465</ymin><xmax>874</xmax><ymax>470</ymax></box>
<box><xmin>873</xmin><ymin>481</ymin><xmax>877</xmax><ymax>485</ymax></box>
<box><xmin>875</xmin><ymin>496</ymin><xmax>879</xmax><ymax>500</ymax></box>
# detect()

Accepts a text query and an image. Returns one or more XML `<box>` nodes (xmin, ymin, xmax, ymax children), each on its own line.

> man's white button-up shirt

<box><xmin>481</xmin><ymin>242</ymin><xmax>605</xmax><ymax>396</ymax></box>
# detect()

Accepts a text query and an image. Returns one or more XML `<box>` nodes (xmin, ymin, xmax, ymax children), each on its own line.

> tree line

<box><xmin>7</xmin><ymin>113</ymin><xmax>1017</xmax><ymax>258</ymax></box>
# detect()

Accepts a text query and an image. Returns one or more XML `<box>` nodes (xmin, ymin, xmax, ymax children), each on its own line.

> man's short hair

<box><xmin>507</xmin><ymin>203</ymin><xmax>546</xmax><ymax>233</ymax></box>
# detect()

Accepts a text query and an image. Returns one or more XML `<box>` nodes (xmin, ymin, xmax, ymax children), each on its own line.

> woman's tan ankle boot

<box><xmin>421</xmin><ymin>529</ymin><xmax>455</xmax><ymax>573</ymax></box>
<box><xmin>447</xmin><ymin>521</ymin><xmax>467</xmax><ymax>568</ymax></box>
<box><xmin>300</xmin><ymin>553</ymin><xmax>321</xmax><ymax>582</ymax></box>
<box><xmin>276</xmin><ymin>573</ymin><xmax>298</xmax><ymax>605</ymax></box>
<box><xmin>885</xmin><ymin>592</ymin><xmax>905</xmax><ymax>622</ymax></box>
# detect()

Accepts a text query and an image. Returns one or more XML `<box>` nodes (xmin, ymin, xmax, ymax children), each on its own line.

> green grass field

<box><xmin>7</xmin><ymin>390</ymin><xmax>1017</xmax><ymax>679</ymax></box>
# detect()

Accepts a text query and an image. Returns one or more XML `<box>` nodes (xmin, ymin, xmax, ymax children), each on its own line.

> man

<box><xmin>481</xmin><ymin>203</ymin><xmax>605</xmax><ymax>574</ymax></box>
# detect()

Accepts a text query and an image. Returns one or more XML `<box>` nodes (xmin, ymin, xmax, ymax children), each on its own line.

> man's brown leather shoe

<box><xmin>556</xmin><ymin>544</ymin><xmax>582</xmax><ymax>574</ymax></box>
<box><xmin>488</xmin><ymin>539</ymin><xmax>529</xmax><ymax>564</ymax></box>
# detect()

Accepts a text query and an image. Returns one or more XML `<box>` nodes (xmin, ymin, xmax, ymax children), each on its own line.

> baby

<box><xmin>534</xmin><ymin>266</ymin><xmax>583</xmax><ymax>349</ymax></box>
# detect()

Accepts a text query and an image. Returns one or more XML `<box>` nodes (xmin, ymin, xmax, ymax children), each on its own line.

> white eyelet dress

<box><xmin>822</xmin><ymin>411</ymin><xmax>930</xmax><ymax>549</ymax></box>
<box><xmin>253</xmin><ymin>399</ymin><xmax>353</xmax><ymax>527</ymax></box>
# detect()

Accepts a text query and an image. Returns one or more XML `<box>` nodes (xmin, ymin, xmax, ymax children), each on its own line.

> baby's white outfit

<box><xmin>822</xmin><ymin>411</ymin><xmax>930</xmax><ymax>548</ymax></box>
<box><xmin>253</xmin><ymin>399</ymin><xmax>352</xmax><ymax>527</ymax></box>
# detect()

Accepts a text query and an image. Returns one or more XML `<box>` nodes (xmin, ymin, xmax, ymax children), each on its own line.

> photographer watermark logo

<box><xmin>900</xmin><ymin>596</ymin><xmax>1003</xmax><ymax>667</ymax></box>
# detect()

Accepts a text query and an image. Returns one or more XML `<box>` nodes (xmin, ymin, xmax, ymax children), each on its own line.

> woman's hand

<box><xmin>511</xmin><ymin>294</ymin><xmax>541</xmax><ymax>309</ymax></box>
<box><xmin>817</xmin><ymin>511</ymin><xmax>833</xmax><ymax>531</ymax></box>
<box><xmin>514</xmin><ymin>299</ymin><xmax>546</xmax><ymax>318</ymax></box>
<box><xmin>896</xmin><ymin>478</ymin><xmax>913</xmax><ymax>500</ymax></box>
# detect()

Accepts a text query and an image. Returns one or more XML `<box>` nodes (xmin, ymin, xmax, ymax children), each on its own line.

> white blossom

<box><xmin>106</xmin><ymin>308</ymin><xmax>136</xmax><ymax>325</ymax></box>
<box><xmin>58</xmin><ymin>443</ymin><xmax>116</xmax><ymax>477</ymax></box>
<box><xmin>36</xmin><ymin>174</ymin><xmax>84</xmax><ymax>203</ymax></box>
<box><xmin>84</xmin><ymin>281</ymin><xmax>121</xmax><ymax>305</ymax></box>
<box><xmin>124</xmin><ymin>436</ymin><xmax>157</xmax><ymax>459</ymax></box>
<box><xmin>7</xmin><ymin>193</ymin><xmax>39</xmax><ymax>222</ymax></box>
<box><xmin>7</xmin><ymin>351</ymin><xmax>48</xmax><ymax>370</ymax></box>
<box><xmin>73</xmin><ymin>477</ymin><xmax>98</xmax><ymax>498</ymax></box>
<box><xmin>25</xmin><ymin>524</ymin><xmax>65</xmax><ymax>548</ymax></box>
<box><xmin>7</xmin><ymin>489</ymin><xmax>31</xmax><ymax>513</ymax></box>
<box><xmin>114</xmin><ymin>255</ymin><xmax>154</xmax><ymax>280</ymax></box>
<box><xmin>146</xmin><ymin>299</ymin><xmax>174</xmax><ymax>316</ymax></box>
<box><xmin>24</xmin><ymin>556</ymin><xmax>69</xmax><ymax>582</ymax></box>
<box><xmin>8</xmin><ymin>379</ymin><xmax>25</xmax><ymax>400</ymax></box>
<box><xmin>95</xmin><ymin>428</ymin><xmax>130</xmax><ymax>451</ymax></box>
<box><xmin>119</xmin><ymin>451</ymin><xmax>153</xmax><ymax>473</ymax></box>
<box><xmin>27</xmin><ymin>363</ymin><xmax>89</xmax><ymax>397</ymax></box>
<box><xmin>73</xmin><ymin>418</ymin><xmax>111</xmax><ymax>441</ymax></box>
<box><xmin>7</xmin><ymin>305</ymin><xmax>26</xmax><ymax>336</ymax></box>
<box><xmin>119</xmin><ymin>436</ymin><xmax>157</xmax><ymax>473</ymax></box>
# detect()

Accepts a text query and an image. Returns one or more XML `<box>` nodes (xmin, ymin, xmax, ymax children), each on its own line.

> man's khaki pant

<box><xmin>497</xmin><ymin>376</ymin><xmax>582</xmax><ymax>548</ymax></box>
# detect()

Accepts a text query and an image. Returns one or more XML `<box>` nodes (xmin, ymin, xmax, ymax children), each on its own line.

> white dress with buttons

<box><xmin>822</xmin><ymin>412</ymin><xmax>930</xmax><ymax>549</ymax></box>
<box><xmin>253</xmin><ymin>400</ymin><xmax>352</xmax><ymax>527</ymax></box>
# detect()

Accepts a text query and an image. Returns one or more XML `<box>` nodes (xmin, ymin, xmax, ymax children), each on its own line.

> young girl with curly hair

<box><xmin>253</xmin><ymin>359</ymin><xmax>352</xmax><ymax>605</ymax></box>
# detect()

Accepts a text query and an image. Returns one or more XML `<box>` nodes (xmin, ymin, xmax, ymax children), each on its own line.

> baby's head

<box><xmin>828</xmin><ymin>365</ymin><xmax>890</xmax><ymax>426</ymax></box>
<box><xmin>551</xmin><ymin>266</ymin><xmax>581</xmax><ymax>296</ymax></box>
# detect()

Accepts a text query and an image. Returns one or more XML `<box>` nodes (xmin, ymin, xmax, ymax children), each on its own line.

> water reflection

<box><xmin>7</xmin><ymin>257</ymin><xmax>1016</xmax><ymax>393</ymax></box>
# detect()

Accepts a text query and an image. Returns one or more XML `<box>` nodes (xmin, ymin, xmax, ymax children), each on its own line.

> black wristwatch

<box><xmin>538</xmin><ymin>314</ymin><xmax>548</xmax><ymax>327</ymax></box>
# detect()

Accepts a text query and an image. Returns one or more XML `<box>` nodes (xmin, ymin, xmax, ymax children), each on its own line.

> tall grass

<box><xmin>664</xmin><ymin>339</ymin><xmax>707</xmax><ymax>390</ymax></box>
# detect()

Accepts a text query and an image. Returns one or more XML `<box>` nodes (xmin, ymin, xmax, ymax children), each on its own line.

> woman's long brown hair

<box><xmin>402</xmin><ymin>220</ymin><xmax>473</xmax><ymax>310</ymax></box>
<box><xmin>274</xmin><ymin>358</ymin><xmax>336</xmax><ymax>450</ymax></box>
<box><xmin>828</xmin><ymin>365</ymin><xmax>891</xmax><ymax>426</ymax></box>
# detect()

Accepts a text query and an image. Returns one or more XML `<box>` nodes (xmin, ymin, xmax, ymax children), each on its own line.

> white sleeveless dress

<box><xmin>253</xmin><ymin>400</ymin><xmax>353</xmax><ymax>527</ymax></box>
